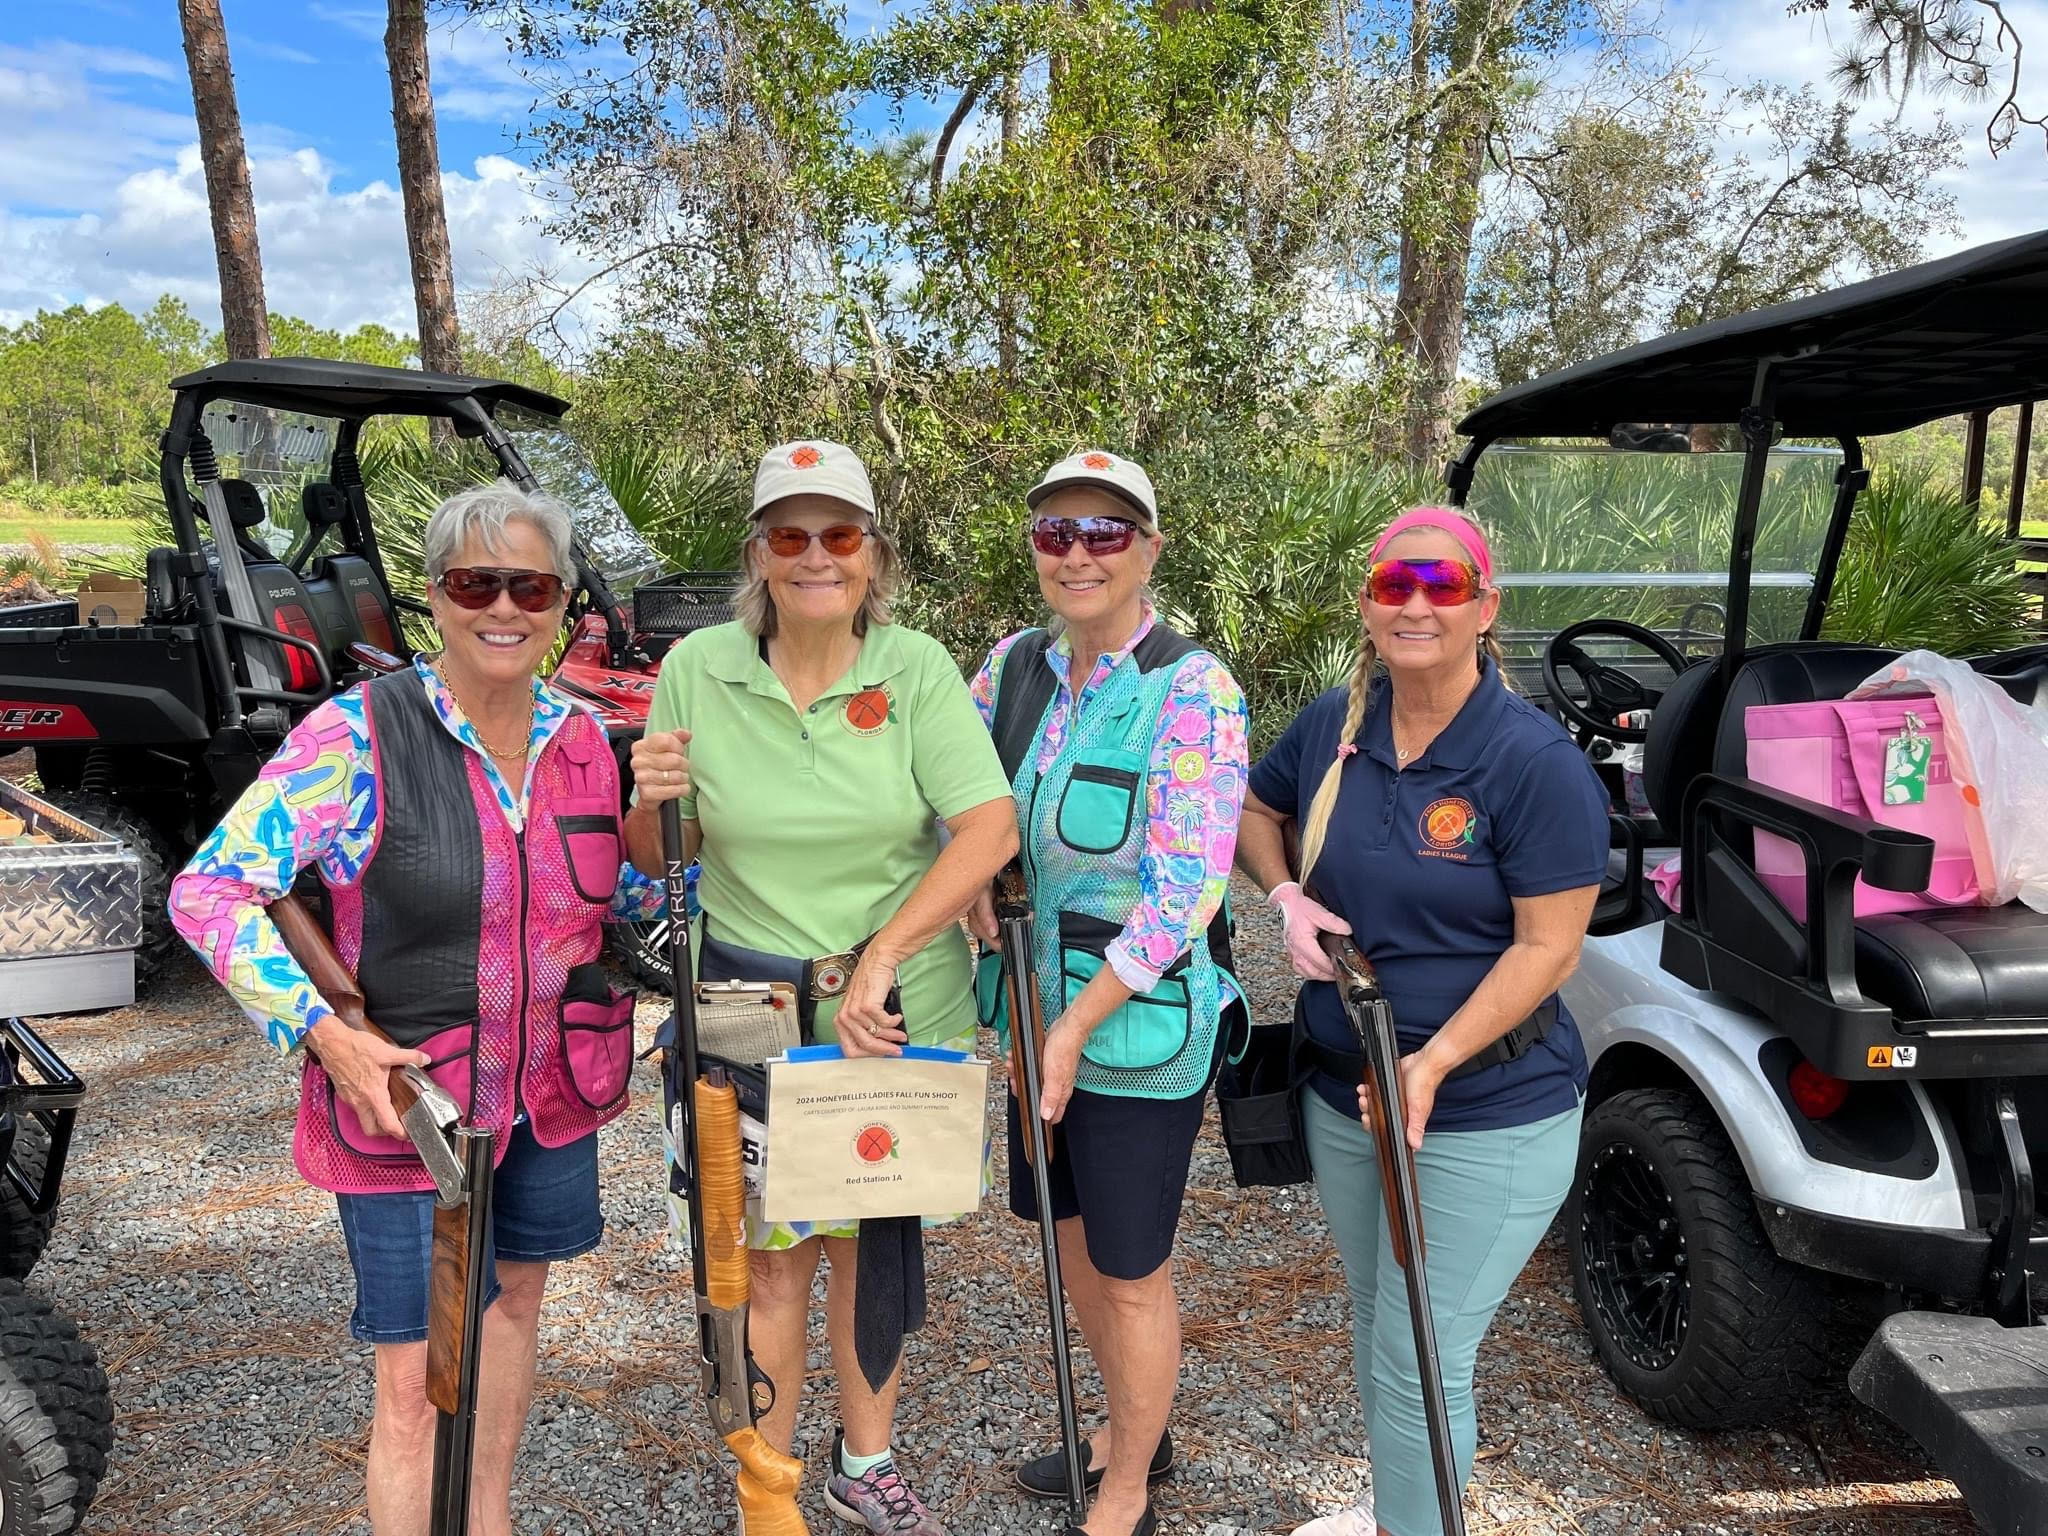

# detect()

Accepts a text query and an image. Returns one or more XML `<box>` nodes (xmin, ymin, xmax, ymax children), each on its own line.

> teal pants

<box><xmin>1301</xmin><ymin>1086</ymin><xmax>1581</xmax><ymax>1536</ymax></box>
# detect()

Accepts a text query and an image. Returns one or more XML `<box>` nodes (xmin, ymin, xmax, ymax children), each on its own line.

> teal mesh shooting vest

<box><xmin>981</xmin><ymin>626</ymin><xmax>1237</xmax><ymax>1101</ymax></box>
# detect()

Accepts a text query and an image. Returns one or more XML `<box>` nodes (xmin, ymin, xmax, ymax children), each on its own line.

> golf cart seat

<box><xmin>1650</xmin><ymin>643</ymin><xmax>2048</xmax><ymax>1080</ymax></box>
<box><xmin>298</xmin><ymin>483</ymin><xmax>401</xmax><ymax>655</ymax></box>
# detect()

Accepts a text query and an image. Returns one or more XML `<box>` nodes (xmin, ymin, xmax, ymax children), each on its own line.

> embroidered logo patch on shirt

<box><xmin>1419</xmin><ymin>797</ymin><xmax>1479</xmax><ymax>855</ymax></box>
<box><xmin>843</xmin><ymin>685</ymin><xmax>894</xmax><ymax>737</ymax></box>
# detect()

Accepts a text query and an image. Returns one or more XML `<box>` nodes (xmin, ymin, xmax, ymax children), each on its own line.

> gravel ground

<box><xmin>23</xmin><ymin>880</ymin><xmax>1973</xmax><ymax>1536</ymax></box>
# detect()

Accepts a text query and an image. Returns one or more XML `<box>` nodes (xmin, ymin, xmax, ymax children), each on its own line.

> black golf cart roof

<box><xmin>1458</xmin><ymin>227</ymin><xmax>2048</xmax><ymax>442</ymax></box>
<box><xmin>167</xmin><ymin>357</ymin><xmax>569</xmax><ymax>422</ymax></box>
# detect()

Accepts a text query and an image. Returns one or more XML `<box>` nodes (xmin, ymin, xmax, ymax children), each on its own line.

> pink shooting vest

<box><xmin>292</xmin><ymin>672</ymin><xmax>636</xmax><ymax>1196</ymax></box>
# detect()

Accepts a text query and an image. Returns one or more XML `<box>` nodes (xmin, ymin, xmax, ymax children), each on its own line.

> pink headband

<box><xmin>1368</xmin><ymin>507</ymin><xmax>1493</xmax><ymax>585</ymax></box>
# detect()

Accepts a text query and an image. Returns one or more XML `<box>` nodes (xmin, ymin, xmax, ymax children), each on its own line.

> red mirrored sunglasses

<box><xmin>1030</xmin><ymin>515</ymin><xmax>1139</xmax><ymax>558</ymax></box>
<box><xmin>1366</xmin><ymin>558</ymin><xmax>1482</xmax><ymax>607</ymax></box>
<box><xmin>436</xmin><ymin>566</ymin><xmax>566</xmax><ymax>612</ymax></box>
<box><xmin>759</xmin><ymin>523</ymin><xmax>871</xmax><ymax>558</ymax></box>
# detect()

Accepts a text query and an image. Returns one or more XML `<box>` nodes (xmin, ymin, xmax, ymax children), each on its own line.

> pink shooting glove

<box><xmin>1267</xmin><ymin>881</ymin><xmax>1351</xmax><ymax>982</ymax></box>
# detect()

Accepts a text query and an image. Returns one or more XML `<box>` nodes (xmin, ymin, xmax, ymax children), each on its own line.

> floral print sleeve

<box><xmin>610</xmin><ymin>862</ymin><xmax>668</xmax><ymax>922</ymax></box>
<box><xmin>968</xmin><ymin>630</ymin><xmax>1032</xmax><ymax>732</ymax></box>
<box><xmin>1105</xmin><ymin>652</ymin><xmax>1249</xmax><ymax>993</ymax></box>
<box><xmin>168</xmin><ymin>693</ymin><xmax>377</xmax><ymax>1057</ymax></box>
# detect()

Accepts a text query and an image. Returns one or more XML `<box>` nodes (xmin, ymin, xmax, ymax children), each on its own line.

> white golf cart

<box><xmin>1447</xmin><ymin>229</ymin><xmax>2048</xmax><ymax>1531</ymax></box>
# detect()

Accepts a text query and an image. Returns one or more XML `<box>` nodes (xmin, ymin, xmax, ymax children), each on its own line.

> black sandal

<box><xmin>1017</xmin><ymin>1429</ymin><xmax>1174</xmax><ymax>1498</ymax></box>
<box><xmin>1065</xmin><ymin>1507</ymin><xmax>1158</xmax><ymax>1536</ymax></box>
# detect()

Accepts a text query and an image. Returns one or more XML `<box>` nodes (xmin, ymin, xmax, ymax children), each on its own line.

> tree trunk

<box><xmin>386</xmin><ymin>0</ymin><xmax>463</xmax><ymax>387</ymax></box>
<box><xmin>1389</xmin><ymin>0</ymin><xmax>1502</xmax><ymax>468</ymax></box>
<box><xmin>998</xmin><ymin>71</ymin><xmax>1021</xmax><ymax>381</ymax></box>
<box><xmin>178</xmin><ymin>0</ymin><xmax>270</xmax><ymax>360</ymax></box>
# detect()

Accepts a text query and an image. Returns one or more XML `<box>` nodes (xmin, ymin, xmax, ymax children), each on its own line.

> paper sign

<box><xmin>761</xmin><ymin>1050</ymin><xmax>989</xmax><ymax>1222</ymax></box>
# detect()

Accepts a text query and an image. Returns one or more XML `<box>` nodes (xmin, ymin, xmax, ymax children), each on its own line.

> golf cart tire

<box><xmin>0</xmin><ymin>1281</ymin><xmax>113</xmax><ymax>1535</ymax></box>
<box><xmin>35</xmin><ymin>793</ymin><xmax>176</xmax><ymax>994</ymax></box>
<box><xmin>1570</xmin><ymin>1087</ymin><xmax>1829</xmax><ymax>1429</ymax></box>
<box><xmin>0</xmin><ymin>1127</ymin><xmax>54</xmax><ymax>1284</ymax></box>
<box><xmin>612</xmin><ymin>919</ymin><xmax>674</xmax><ymax>996</ymax></box>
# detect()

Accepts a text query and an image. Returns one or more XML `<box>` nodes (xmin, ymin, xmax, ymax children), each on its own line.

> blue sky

<box><xmin>0</xmin><ymin>0</ymin><xmax>2043</xmax><ymax>346</ymax></box>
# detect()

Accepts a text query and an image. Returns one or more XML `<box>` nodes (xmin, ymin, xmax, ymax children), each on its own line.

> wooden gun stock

<box><xmin>268</xmin><ymin>894</ymin><xmax>475</xmax><ymax>1424</ymax></box>
<box><xmin>268</xmin><ymin>893</ymin><xmax>419</xmax><ymax>1118</ymax></box>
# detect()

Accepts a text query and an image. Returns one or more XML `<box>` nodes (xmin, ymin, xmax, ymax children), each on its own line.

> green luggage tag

<box><xmin>1882</xmin><ymin>712</ymin><xmax>1932</xmax><ymax>806</ymax></box>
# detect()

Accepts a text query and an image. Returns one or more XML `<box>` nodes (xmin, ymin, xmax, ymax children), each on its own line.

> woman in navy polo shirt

<box><xmin>1238</xmin><ymin>507</ymin><xmax>1607</xmax><ymax>1536</ymax></box>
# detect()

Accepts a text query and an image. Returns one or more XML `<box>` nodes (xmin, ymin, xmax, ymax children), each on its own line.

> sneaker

<box><xmin>1016</xmin><ymin>1428</ymin><xmax>1175</xmax><ymax>1498</ymax></box>
<box><xmin>1291</xmin><ymin>1492</ymin><xmax>1376</xmax><ymax>1536</ymax></box>
<box><xmin>824</xmin><ymin>1430</ymin><xmax>948</xmax><ymax>1535</ymax></box>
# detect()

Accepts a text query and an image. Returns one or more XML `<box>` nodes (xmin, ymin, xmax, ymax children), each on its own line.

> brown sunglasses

<box><xmin>436</xmin><ymin>566</ymin><xmax>566</xmax><ymax>612</ymax></box>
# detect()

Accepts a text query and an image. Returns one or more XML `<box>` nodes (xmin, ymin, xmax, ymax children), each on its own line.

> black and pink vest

<box><xmin>292</xmin><ymin>672</ymin><xmax>637</xmax><ymax>1196</ymax></box>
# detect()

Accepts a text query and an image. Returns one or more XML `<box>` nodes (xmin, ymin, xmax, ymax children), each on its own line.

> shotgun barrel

<box><xmin>993</xmin><ymin>861</ymin><xmax>1088</xmax><ymax>1521</ymax></box>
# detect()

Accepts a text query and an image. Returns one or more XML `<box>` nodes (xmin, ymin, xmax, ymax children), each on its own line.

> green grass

<box><xmin>0</xmin><ymin>512</ymin><xmax>142</xmax><ymax>552</ymax></box>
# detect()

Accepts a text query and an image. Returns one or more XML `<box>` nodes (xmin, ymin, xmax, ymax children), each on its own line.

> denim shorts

<box><xmin>333</xmin><ymin>1122</ymin><xmax>603</xmax><ymax>1344</ymax></box>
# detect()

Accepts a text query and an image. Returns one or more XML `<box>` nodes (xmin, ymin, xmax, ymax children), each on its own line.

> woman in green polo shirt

<box><xmin>625</xmin><ymin>438</ymin><xmax>1016</xmax><ymax>1536</ymax></box>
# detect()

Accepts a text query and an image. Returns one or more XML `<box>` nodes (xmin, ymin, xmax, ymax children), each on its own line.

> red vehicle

<box><xmin>0</xmin><ymin>358</ymin><xmax>732</xmax><ymax>989</ymax></box>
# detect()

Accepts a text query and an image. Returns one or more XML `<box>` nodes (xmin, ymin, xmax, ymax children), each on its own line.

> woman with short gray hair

<box><xmin>171</xmin><ymin>478</ymin><xmax>667</xmax><ymax>1534</ymax></box>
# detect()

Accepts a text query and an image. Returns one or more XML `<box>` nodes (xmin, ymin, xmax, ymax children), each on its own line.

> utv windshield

<box><xmin>198</xmin><ymin>400</ymin><xmax>340</xmax><ymax>558</ymax></box>
<box><xmin>1463</xmin><ymin>436</ymin><xmax>1842</xmax><ymax>672</ymax></box>
<box><xmin>497</xmin><ymin>405</ymin><xmax>664</xmax><ymax>596</ymax></box>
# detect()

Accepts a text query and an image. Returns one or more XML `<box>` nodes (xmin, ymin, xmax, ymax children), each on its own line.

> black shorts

<box><xmin>1006</xmin><ymin>1077</ymin><xmax>1207</xmax><ymax>1281</ymax></box>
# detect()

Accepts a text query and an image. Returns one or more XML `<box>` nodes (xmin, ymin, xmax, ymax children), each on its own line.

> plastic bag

<box><xmin>1851</xmin><ymin>651</ymin><xmax>2048</xmax><ymax>911</ymax></box>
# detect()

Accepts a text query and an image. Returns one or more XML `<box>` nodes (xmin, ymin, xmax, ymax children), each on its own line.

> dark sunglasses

<box><xmin>1366</xmin><ymin>558</ymin><xmax>1483</xmax><ymax>607</ymax></box>
<box><xmin>436</xmin><ymin>566</ymin><xmax>566</xmax><ymax>612</ymax></box>
<box><xmin>1030</xmin><ymin>515</ymin><xmax>1139</xmax><ymax>558</ymax></box>
<box><xmin>759</xmin><ymin>523</ymin><xmax>871</xmax><ymax>558</ymax></box>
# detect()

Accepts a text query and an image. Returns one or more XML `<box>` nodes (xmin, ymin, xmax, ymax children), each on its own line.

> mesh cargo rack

<box><xmin>629</xmin><ymin>571</ymin><xmax>743</xmax><ymax>654</ymax></box>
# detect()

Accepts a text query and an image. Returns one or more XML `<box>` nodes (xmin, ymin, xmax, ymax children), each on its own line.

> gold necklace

<box><xmin>438</xmin><ymin>667</ymin><xmax>533</xmax><ymax>761</ymax></box>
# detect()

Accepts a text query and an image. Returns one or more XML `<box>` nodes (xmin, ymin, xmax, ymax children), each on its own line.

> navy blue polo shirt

<box><xmin>1248</xmin><ymin>659</ymin><xmax>1609</xmax><ymax>1132</ymax></box>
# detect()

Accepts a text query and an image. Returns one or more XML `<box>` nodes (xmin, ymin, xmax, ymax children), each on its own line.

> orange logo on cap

<box><xmin>1082</xmin><ymin>452</ymin><xmax>1113</xmax><ymax>470</ymax></box>
<box><xmin>1419</xmin><ymin>798</ymin><xmax>1478</xmax><ymax>852</ymax></box>
<box><xmin>790</xmin><ymin>445</ymin><xmax>822</xmax><ymax>469</ymax></box>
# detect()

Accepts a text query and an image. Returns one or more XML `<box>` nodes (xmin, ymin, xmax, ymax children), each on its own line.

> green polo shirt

<box><xmin>648</xmin><ymin>620</ymin><xmax>1012</xmax><ymax>1045</ymax></box>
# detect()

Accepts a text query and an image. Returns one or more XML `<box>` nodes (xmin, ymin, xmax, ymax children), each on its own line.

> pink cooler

<box><xmin>1745</xmin><ymin>695</ymin><xmax>1984</xmax><ymax>919</ymax></box>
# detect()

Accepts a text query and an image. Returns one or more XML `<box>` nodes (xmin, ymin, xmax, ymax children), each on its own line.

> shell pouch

<box><xmin>1054</xmin><ymin>745</ymin><xmax>1146</xmax><ymax>856</ymax></box>
<box><xmin>555</xmin><ymin>806</ymin><xmax>622</xmax><ymax>904</ymax></box>
<box><xmin>552</xmin><ymin>729</ymin><xmax>622</xmax><ymax>904</ymax></box>
<box><xmin>975</xmin><ymin>947</ymin><xmax>1008</xmax><ymax>1037</ymax></box>
<box><xmin>329</xmin><ymin>1020</ymin><xmax>475</xmax><ymax>1160</ymax></box>
<box><xmin>1057</xmin><ymin>910</ymin><xmax>1195</xmax><ymax>1071</ymax></box>
<box><xmin>559</xmin><ymin>961</ymin><xmax>636</xmax><ymax>1111</ymax></box>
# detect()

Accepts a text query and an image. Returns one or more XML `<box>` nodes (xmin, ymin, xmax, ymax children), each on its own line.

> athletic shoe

<box><xmin>1291</xmin><ymin>1491</ymin><xmax>1376</xmax><ymax>1535</ymax></box>
<box><xmin>1015</xmin><ymin>1428</ymin><xmax>1174</xmax><ymax>1498</ymax></box>
<box><xmin>823</xmin><ymin>1429</ymin><xmax>948</xmax><ymax>1535</ymax></box>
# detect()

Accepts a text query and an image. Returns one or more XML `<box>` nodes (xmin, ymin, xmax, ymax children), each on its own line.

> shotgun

<box><xmin>658</xmin><ymin>802</ymin><xmax>808</xmax><ymax>1535</ymax></box>
<box><xmin>992</xmin><ymin>861</ymin><xmax>1088</xmax><ymax>1521</ymax></box>
<box><xmin>1317</xmin><ymin>930</ymin><xmax>1466</xmax><ymax>1536</ymax></box>
<box><xmin>269</xmin><ymin>894</ymin><xmax>494</xmax><ymax>1536</ymax></box>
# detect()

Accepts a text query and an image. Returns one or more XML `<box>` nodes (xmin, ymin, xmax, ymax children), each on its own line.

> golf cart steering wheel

<box><xmin>1542</xmin><ymin>619</ymin><xmax>1687</xmax><ymax>744</ymax></box>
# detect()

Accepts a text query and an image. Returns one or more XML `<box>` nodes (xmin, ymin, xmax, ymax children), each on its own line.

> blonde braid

<box><xmin>1481</xmin><ymin>625</ymin><xmax>1512</xmax><ymax>689</ymax></box>
<box><xmin>1296</xmin><ymin>635</ymin><xmax>1378</xmax><ymax>887</ymax></box>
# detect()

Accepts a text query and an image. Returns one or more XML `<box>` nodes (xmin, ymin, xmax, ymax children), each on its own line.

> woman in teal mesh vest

<box><xmin>968</xmin><ymin>449</ymin><xmax>1249</xmax><ymax>1536</ymax></box>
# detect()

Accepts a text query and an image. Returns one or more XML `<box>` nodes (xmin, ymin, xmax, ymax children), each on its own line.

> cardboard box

<box><xmin>73</xmin><ymin>573</ymin><xmax>146</xmax><ymax>627</ymax></box>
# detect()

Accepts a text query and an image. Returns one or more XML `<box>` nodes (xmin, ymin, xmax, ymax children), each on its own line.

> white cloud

<box><xmin>0</xmin><ymin>41</ymin><xmax>195</xmax><ymax>209</ymax></box>
<box><xmin>1670</xmin><ymin>0</ymin><xmax>2048</xmax><ymax>255</ymax></box>
<box><xmin>238</xmin><ymin>39</ymin><xmax>322</xmax><ymax>67</ymax></box>
<box><xmin>0</xmin><ymin>144</ymin><xmax>619</xmax><ymax>348</ymax></box>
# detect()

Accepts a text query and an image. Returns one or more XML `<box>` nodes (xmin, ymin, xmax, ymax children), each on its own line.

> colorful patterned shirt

<box><xmin>170</xmin><ymin>657</ymin><xmax>664</xmax><ymax>1057</ymax></box>
<box><xmin>970</xmin><ymin>607</ymin><xmax>1248</xmax><ymax>992</ymax></box>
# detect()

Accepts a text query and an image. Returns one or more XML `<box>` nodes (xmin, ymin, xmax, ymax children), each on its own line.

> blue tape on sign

<box><xmin>777</xmin><ymin>1044</ymin><xmax>975</xmax><ymax>1064</ymax></box>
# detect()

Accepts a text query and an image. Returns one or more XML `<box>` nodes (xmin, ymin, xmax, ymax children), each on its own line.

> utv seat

<box><xmin>299</xmin><ymin>483</ymin><xmax>400</xmax><ymax>654</ymax></box>
<box><xmin>211</xmin><ymin>478</ymin><xmax>334</xmax><ymax>695</ymax></box>
<box><xmin>1648</xmin><ymin>643</ymin><xmax>2048</xmax><ymax>1078</ymax></box>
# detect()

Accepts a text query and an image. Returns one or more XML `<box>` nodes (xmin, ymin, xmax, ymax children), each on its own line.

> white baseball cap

<box><xmin>752</xmin><ymin>440</ymin><xmax>877</xmax><ymax>521</ymax></box>
<box><xmin>1026</xmin><ymin>449</ymin><xmax>1159</xmax><ymax>530</ymax></box>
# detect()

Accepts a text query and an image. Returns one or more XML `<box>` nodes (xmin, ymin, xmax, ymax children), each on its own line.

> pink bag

<box><xmin>1745</xmin><ymin>696</ymin><xmax>1985</xmax><ymax>918</ymax></box>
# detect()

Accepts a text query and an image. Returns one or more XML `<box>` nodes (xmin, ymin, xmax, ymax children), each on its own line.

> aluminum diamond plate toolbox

<box><xmin>1</xmin><ymin>782</ymin><xmax>143</xmax><ymax>967</ymax></box>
